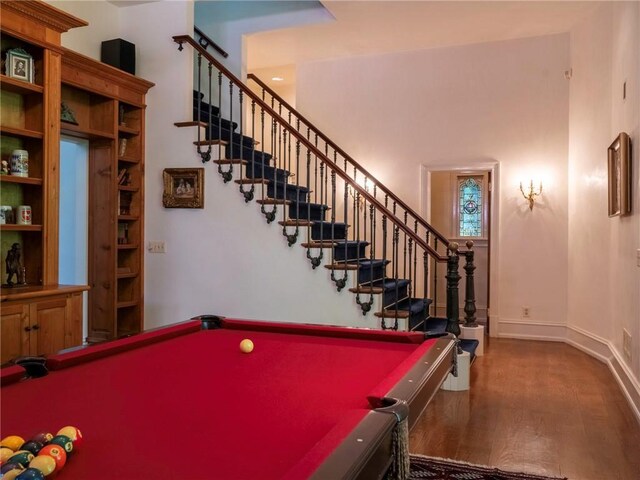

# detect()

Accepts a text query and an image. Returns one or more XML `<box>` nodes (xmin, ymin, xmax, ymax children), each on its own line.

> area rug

<box><xmin>408</xmin><ymin>454</ymin><xmax>568</xmax><ymax>480</ymax></box>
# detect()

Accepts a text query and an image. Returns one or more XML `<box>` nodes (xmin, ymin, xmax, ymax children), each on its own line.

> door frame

<box><xmin>420</xmin><ymin>162</ymin><xmax>500</xmax><ymax>337</ymax></box>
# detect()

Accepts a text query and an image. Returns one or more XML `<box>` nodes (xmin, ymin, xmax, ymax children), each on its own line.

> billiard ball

<box><xmin>0</xmin><ymin>436</ymin><xmax>25</xmax><ymax>452</ymax></box>
<box><xmin>30</xmin><ymin>434</ymin><xmax>52</xmax><ymax>446</ymax></box>
<box><xmin>1</xmin><ymin>446</ymin><xmax>15</xmax><ymax>462</ymax></box>
<box><xmin>37</xmin><ymin>445</ymin><xmax>66</xmax><ymax>470</ymax></box>
<box><xmin>15</xmin><ymin>468</ymin><xmax>45</xmax><ymax>480</ymax></box>
<box><xmin>240</xmin><ymin>338</ymin><xmax>254</xmax><ymax>353</ymax></box>
<box><xmin>48</xmin><ymin>436</ymin><xmax>72</xmax><ymax>455</ymax></box>
<box><xmin>7</xmin><ymin>451</ymin><xmax>34</xmax><ymax>468</ymax></box>
<box><xmin>27</xmin><ymin>456</ymin><xmax>56</xmax><ymax>477</ymax></box>
<box><xmin>56</xmin><ymin>427</ymin><xmax>82</xmax><ymax>449</ymax></box>
<box><xmin>0</xmin><ymin>463</ymin><xmax>25</xmax><ymax>480</ymax></box>
<box><xmin>19</xmin><ymin>441</ymin><xmax>43</xmax><ymax>456</ymax></box>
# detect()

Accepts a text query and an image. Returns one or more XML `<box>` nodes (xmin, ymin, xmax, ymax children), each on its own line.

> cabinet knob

<box><xmin>32</xmin><ymin>324</ymin><xmax>40</xmax><ymax>331</ymax></box>
<box><xmin>24</xmin><ymin>326</ymin><xmax>31</xmax><ymax>332</ymax></box>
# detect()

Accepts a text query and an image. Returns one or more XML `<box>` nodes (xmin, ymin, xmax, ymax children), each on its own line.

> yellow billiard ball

<box><xmin>240</xmin><ymin>339</ymin><xmax>254</xmax><ymax>353</ymax></box>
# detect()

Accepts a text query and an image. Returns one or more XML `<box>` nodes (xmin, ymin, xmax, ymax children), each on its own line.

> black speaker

<box><xmin>101</xmin><ymin>38</ymin><xmax>135</xmax><ymax>75</ymax></box>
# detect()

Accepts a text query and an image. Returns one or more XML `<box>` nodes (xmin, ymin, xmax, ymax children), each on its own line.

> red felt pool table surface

<box><xmin>0</xmin><ymin>318</ymin><xmax>444</xmax><ymax>479</ymax></box>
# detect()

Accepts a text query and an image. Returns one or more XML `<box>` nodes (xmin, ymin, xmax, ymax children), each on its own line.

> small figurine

<box><xmin>5</xmin><ymin>243</ymin><xmax>22</xmax><ymax>287</ymax></box>
<box><xmin>60</xmin><ymin>101</ymin><xmax>78</xmax><ymax>125</ymax></box>
<box><xmin>1</xmin><ymin>159</ymin><xmax>8</xmax><ymax>175</ymax></box>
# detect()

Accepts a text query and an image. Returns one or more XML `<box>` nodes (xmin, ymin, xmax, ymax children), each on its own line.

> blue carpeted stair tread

<box><xmin>459</xmin><ymin>339</ymin><xmax>479</xmax><ymax>358</ymax></box>
<box><xmin>394</xmin><ymin>297</ymin><xmax>431</xmax><ymax>315</ymax></box>
<box><xmin>289</xmin><ymin>202</ymin><xmax>330</xmax><ymax>221</ymax></box>
<box><xmin>267</xmin><ymin>183</ymin><xmax>311</xmax><ymax>203</ymax></box>
<box><xmin>311</xmin><ymin>222</ymin><xmax>348</xmax><ymax>240</ymax></box>
<box><xmin>424</xmin><ymin>316</ymin><xmax>448</xmax><ymax>332</ymax></box>
<box><xmin>245</xmin><ymin>163</ymin><xmax>290</xmax><ymax>182</ymax></box>
<box><xmin>368</xmin><ymin>278</ymin><xmax>411</xmax><ymax>291</ymax></box>
<box><xmin>341</xmin><ymin>259</ymin><xmax>389</xmax><ymax>268</ymax></box>
<box><xmin>424</xmin><ymin>316</ymin><xmax>480</xmax><ymax>359</ymax></box>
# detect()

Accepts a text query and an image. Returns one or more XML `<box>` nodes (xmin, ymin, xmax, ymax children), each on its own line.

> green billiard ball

<box><xmin>7</xmin><ymin>450</ymin><xmax>34</xmax><ymax>467</ymax></box>
<box><xmin>48</xmin><ymin>435</ymin><xmax>73</xmax><ymax>455</ymax></box>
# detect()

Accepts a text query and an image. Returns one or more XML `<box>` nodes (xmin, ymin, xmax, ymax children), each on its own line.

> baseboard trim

<box><xmin>498</xmin><ymin>319</ymin><xmax>640</xmax><ymax>424</ymax></box>
<box><xmin>496</xmin><ymin>318</ymin><xmax>566</xmax><ymax>341</ymax></box>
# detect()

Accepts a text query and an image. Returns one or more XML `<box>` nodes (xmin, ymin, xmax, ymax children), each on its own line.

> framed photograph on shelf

<box><xmin>5</xmin><ymin>48</ymin><xmax>33</xmax><ymax>83</ymax></box>
<box><xmin>163</xmin><ymin>168</ymin><xmax>204</xmax><ymax>208</ymax></box>
<box><xmin>607</xmin><ymin>132</ymin><xmax>632</xmax><ymax>217</ymax></box>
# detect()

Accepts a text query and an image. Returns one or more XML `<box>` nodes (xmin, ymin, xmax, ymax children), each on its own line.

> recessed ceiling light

<box><xmin>271</xmin><ymin>76</ymin><xmax>284</xmax><ymax>82</ymax></box>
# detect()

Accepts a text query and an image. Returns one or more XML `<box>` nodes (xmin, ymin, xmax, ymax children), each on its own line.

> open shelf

<box><xmin>0</xmin><ymin>125</ymin><xmax>43</xmax><ymax>139</ymax></box>
<box><xmin>118</xmin><ymin>155</ymin><xmax>140</xmax><ymax>164</ymax></box>
<box><xmin>117</xmin><ymin>300</ymin><xmax>138</xmax><ymax>309</ymax></box>
<box><xmin>118</xmin><ymin>185</ymin><xmax>139</xmax><ymax>192</ymax></box>
<box><xmin>0</xmin><ymin>74</ymin><xmax>44</xmax><ymax>95</ymax></box>
<box><xmin>0</xmin><ymin>175</ymin><xmax>43</xmax><ymax>185</ymax></box>
<box><xmin>117</xmin><ymin>272</ymin><xmax>138</xmax><ymax>279</ymax></box>
<box><xmin>118</xmin><ymin>124</ymin><xmax>140</xmax><ymax>136</ymax></box>
<box><xmin>117</xmin><ymin>243</ymin><xmax>139</xmax><ymax>250</ymax></box>
<box><xmin>117</xmin><ymin>215</ymin><xmax>139</xmax><ymax>222</ymax></box>
<box><xmin>61</xmin><ymin>121</ymin><xmax>115</xmax><ymax>140</ymax></box>
<box><xmin>0</xmin><ymin>224</ymin><xmax>42</xmax><ymax>232</ymax></box>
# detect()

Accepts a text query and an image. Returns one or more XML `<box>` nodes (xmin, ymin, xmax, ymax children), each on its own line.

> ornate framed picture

<box><xmin>5</xmin><ymin>48</ymin><xmax>33</xmax><ymax>83</ymax></box>
<box><xmin>163</xmin><ymin>168</ymin><xmax>204</xmax><ymax>208</ymax></box>
<box><xmin>607</xmin><ymin>132</ymin><xmax>632</xmax><ymax>217</ymax></box>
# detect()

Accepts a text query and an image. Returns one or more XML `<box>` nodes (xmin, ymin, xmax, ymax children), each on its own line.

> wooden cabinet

<box><xmin>60</xmin><ymin>50</ymin><xmax>153</xmax><ymax>342</ymax></box>
<box><xmin>0</xmin><ymin>286</ymin><xmax>84</xmax><ymax>364</ymax></box>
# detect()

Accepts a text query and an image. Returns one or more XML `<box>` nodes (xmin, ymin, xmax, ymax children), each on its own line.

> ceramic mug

<box><xmin>0</xmin><ymin>206</ymin><xmax>12</xmax><ymax>224</ymax></box>
<box><xmin>16</xmin><ymin>205</ymin><xmax>32</xmax><ymax>225</ymax></box>
<box><xmin>10</xmin><ymin>149</ymin><xmax>28</xmax><ymax>177</ymax></box>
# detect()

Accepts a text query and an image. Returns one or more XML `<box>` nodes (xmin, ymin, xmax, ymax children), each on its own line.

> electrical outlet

<box><xmin>148</xmin><ymin>241</ymin><xmax>166</xmax><ymax>253</ymax></box>
<box><xmin>522</xmin><ymin>307</ymin><xmax>530</xmax><ymax>318</ymax></box>
<box><xmin>623</xmin><ymin>329</ymin><xmax>632</xmax><ymax>361</ymax></box>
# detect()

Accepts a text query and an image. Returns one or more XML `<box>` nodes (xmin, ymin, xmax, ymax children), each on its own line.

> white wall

<box><xmin>297</xmin><ymin>34</ymin><xmax>571</xmax><ymax>338</ymax></box>
<box><xmin>48</xmin><ymin>0</ymin><xmax>121</xmax><ymax>58</ymax></box>
<box><xmin>567</xmin><ymin>2</ymin><xmax>640</xmax><ymax>403</ymax></box>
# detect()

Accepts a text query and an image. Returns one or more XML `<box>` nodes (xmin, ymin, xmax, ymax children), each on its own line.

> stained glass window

<box><xmin>458</xmin><ymin>177</ymin><xmax>482</xmax><ymax>237</ymax></box>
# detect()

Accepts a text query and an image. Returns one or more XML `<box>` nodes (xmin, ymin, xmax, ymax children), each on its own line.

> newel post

<box><xmin>445</xmin><ymin>242</ymin><xmax>461</xmax><ymax>336</ymax></box>
<box><xmin>463</xmin><ymin>240</ymin><xmax>478</xmax><ymax>327</ymax></box>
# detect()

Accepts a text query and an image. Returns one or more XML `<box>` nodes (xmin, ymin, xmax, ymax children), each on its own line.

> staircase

<box><xmin>174</xmin><ymin>34</ymin><xmax>479</xmax><ymax>360</ymax></box>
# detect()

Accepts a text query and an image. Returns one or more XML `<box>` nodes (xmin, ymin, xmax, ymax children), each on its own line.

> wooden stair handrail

<box><xmin>247</xmin><ymin>72</ymin><xmax>450</xmax><ymax>247</ymax></box>
<box><xmin>174</xmin><ymin>34</ymin><xmax>447</xmax><ymax>261</ymax></box>
<box><xmin>194</xmin><ymin>26</ymin><xmax>228</xmax><ymax>59</ymax></box>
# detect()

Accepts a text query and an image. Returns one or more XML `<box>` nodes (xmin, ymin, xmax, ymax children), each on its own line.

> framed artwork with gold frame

<box><xmin>163</xmin><ymin>168</ymin><xmax>204</xmax><ymax>208</ymax></box>
<box><xmin>607</xmin><ymin>132</ymin><xmax>631</xmax><ymax>217</ymax></box>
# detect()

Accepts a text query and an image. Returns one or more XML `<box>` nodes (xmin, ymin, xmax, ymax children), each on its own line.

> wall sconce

<box><xmin>520</xmin><ymin>180</ymin><xmax>543</xmax><ymax>210</ymax></box>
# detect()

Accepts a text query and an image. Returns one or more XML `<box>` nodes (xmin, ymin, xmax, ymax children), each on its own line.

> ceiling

<box><xmin>247</xmin><ymin>1</ymin><xmax>600</xmax><ymax>77</ymax></box>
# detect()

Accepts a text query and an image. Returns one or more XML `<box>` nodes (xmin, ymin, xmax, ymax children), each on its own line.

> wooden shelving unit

<box><xmin>1</xmin><ymin>29</ymin><xmax>46</xmax><ymax>287</ymax></box>
<box><xmin>60</xmin><ymin>48</ymin><xmax>153</xmax><ymax>342</ymax></box>
<box><xmin>1</xmin><ymin>1</ymin><xmax>153</xmax><ymax>361</ymax></box>
<box><xmin>1</xmin><ymin>0</ymin><xmax>89</xmax><ymax>364</ymax></box>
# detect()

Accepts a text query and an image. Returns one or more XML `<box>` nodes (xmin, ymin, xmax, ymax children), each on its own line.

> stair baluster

<box><xmin>463</xmin><ymin>240</ymin><xmax>477</xmax><ymax>327</ymax></box>
<box><xmin>445</xmin><ymin>243</ymin><xmax>461</xmax><ymax>336</ymax></box>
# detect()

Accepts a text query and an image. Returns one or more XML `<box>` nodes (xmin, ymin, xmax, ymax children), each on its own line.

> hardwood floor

<box><xmin>410</xmin><ymin>337</ymin><xmax>640</xmax><ymax>480</ymax></box>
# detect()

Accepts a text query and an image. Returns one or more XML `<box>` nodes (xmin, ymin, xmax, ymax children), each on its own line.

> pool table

<box><xmin>1</xmin><ymin>316</ymin><xmax>456</xmax><ymax>480</ymax></box>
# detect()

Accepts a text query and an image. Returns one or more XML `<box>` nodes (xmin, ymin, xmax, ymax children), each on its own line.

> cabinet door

<box><xmin>29</xmin><ymin>298</ymin><xmax>67</xmax><ymax>356</ymax></box>
<box><xmin>1</xmin><ymin>303</ymin><xmax>29</xmax><ymax>364</ymax></box>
